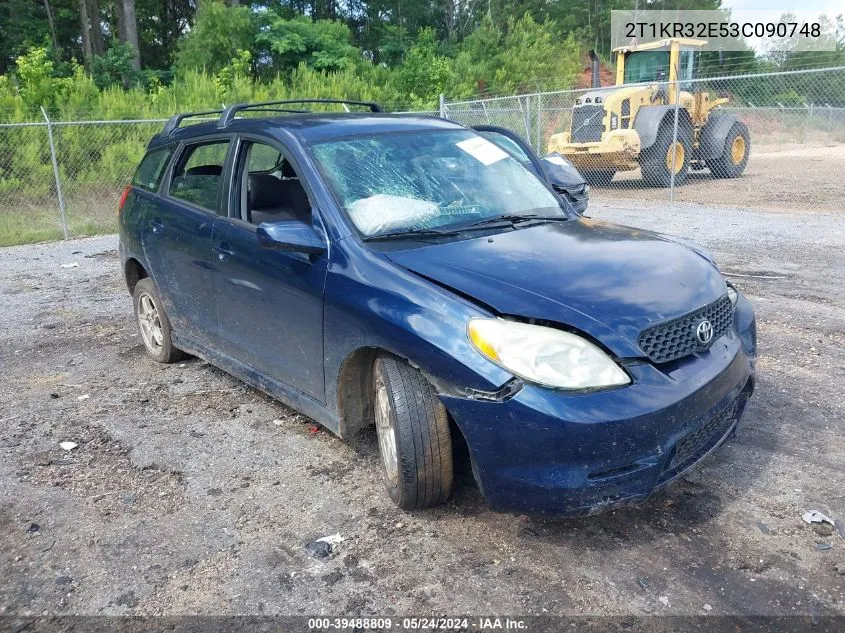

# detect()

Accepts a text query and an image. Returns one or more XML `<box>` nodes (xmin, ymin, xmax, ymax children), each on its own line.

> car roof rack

<box><xmin>218</xmin><ymin>99</ymin><xmax>384</xmax><ymax>128</ymax></box>
<box><xmin>161</xmin><ymin>109</ymin><xmax>225</xmax><ymax>137</ymax></box>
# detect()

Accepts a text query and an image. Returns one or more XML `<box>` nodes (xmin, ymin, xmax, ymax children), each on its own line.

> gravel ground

<box><xmin>1</xmin><ymin>200</ymin><xmax>844</xmax><ymax>619</ymax></box>
<box><xmin>598</xmin><ymin>144</ymin><xmax>845</xmax><ymax>213</ymax></box>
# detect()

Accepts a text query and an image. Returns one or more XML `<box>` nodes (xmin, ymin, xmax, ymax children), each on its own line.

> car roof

<box><xmin>148</xmin><ymin>113</ymin><xmax>467</xmax><ymax>150</ymax></box>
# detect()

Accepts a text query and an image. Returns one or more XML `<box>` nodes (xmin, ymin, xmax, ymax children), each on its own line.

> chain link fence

<box><xmin>1</xmin><ymin>67</ymin><xmax>843</xmax><ymax>246</ymax></box>
<box><xmin>0</xmin><ymin>108</ymin><xmax>444</xmax><ymax>246</ymax></box>
<box><xmin>0</xmin><ymin>115</ymin><xmax>169</xmax><ymax>245</ymax></box>
<box><xmin>443</xmin><ymin>66</ymin><xmax>845</xmax><ymax>214</ymax></box>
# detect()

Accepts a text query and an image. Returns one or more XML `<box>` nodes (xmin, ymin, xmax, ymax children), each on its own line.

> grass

<box><xmin>0</xmin><ymin>199</ymin><xmax>118</xmax><ymax>247</ymax></box>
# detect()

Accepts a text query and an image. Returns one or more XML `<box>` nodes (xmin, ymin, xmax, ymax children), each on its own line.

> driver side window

<box><xmin>236</xmin><ymin>141</ymin><xmax>312</xmax><ymax>226</ymax></box>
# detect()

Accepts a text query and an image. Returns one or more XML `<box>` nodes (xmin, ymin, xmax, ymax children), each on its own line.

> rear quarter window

<box><xmin>132</xmin><ymin>147</ymin><xmax>174</xmax><ymax>191</ymax></box>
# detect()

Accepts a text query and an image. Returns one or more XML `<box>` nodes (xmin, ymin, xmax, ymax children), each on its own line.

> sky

<box><xmin>715</xmin><ymin>3</ymin><xmax>843</xmax><ymax>52</ymax></box>
<box><xmin>722</xmin><ymin>0</ymin><xmax>843</xmax><ymax>17</ymax></box>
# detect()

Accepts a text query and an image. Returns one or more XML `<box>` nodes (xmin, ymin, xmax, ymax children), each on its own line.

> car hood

<box><xmin>385</xmin><ymin>218</ymin><xmax>727</xmax><ymax>358</ymax></box>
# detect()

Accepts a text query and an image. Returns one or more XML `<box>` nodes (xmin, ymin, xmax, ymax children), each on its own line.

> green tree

<box><xmin>175</xmin><ymin>0</ymin><xmax>254</xmax><ymax>75</ymax></box>
<box><xmin>0</xmin><ymin>0</ymin><xmax>52</xmax><ymax>73</ymax></box>
<box><xmin>396</xmin><ymin>28</ymin><xmax>454</xmax><ymax>106</ymax></box>
<box><xmin>256</xmin><ymin>14</ymin><xmax>361</xmax><ymax>75</ymax></box>
<box><xmin>92</xmin><ymin>39</ymin><xmax>142</xmax><ymax>88</ymax></box>
<box><xmin>14</xmin><ymin>46</ymin><xmax>60</xmax><ymax>108</ymax></box>
<box><xmin>452</xmin><ymin>14</ymin><xmax>580</xmax><ymax>96</ymax></box>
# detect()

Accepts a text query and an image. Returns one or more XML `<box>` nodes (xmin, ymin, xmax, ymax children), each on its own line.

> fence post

<box><xmin>668</xmin><ymin>81</ymin><xmax>681</xmax><ymax>204</ymax></box>
<box><xmin>805</xmin><ymin>102</ymin><xmax>812</xmax><ymax>143</ymax></box>
<box><xmin>40</xmin><ymin>105</ymin><xmax>68</xmax><ymax>240</ymax></box>
<box><xmin>520</xmin><ymin>96</ymin><xmax>532</xmax><ymax>145</ymax></box>
<box><xmin>439</xmin><ymin>94</ymin><xmax>446</xmax><ymax>119</ymax></box>
<box><xmin>535</xmin><ymin>93</ymin><xmax>543</xmax><ymax>154</ymax></box>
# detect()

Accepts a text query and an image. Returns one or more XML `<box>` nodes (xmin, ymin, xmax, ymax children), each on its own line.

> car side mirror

<box><xmin>540</xmin><ymin>154</ymin><xmax>588</xmax><ymax>215</ymax></box>
<box><xmin>256</xmin><ymin>219</ymin><xmax>327</xmax><ymax>255</ymax></box>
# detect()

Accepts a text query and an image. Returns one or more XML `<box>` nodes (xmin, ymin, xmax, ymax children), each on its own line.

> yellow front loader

<box><xmin>548</xmin><ymin>38</ymin><xmax>750</xmax><ymax>187</ymax></box>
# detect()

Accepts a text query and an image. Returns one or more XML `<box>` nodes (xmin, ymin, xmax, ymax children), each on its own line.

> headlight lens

<box><xmin>726</xmin><ymin>281</ymin><xmax>739</xmax><ymax>306</ymax></box>
<box><xmin>468</xmin><ymin>318</ymin><xmax>630</xmax><ymax>390</ymax></box>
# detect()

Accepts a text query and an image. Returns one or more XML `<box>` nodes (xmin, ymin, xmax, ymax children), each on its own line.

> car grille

<box><xmin>667</xmin><ymin>398</ymin><xmax>739</xmax><ymax>472</ymax></box>
<box><xmin>638</xmin><ymin>295</ymin><xmax>733</xmax><ymax>364</ymax></box>
<box><xmin>570</xmin><ymin>105</ymin><xmax>605</xmax><ymax>143</ymax></box>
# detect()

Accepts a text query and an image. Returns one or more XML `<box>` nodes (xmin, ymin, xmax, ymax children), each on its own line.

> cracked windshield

<box><xmin>311</xmin><ymin>130</ymin><xmax>564</xmax><ymax>237</ymax></box>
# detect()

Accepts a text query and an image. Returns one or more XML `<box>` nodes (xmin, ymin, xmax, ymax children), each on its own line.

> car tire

<box><xmin>373</xmin><ymin>355</ymin><xmax>453</xmax><ymax>510</ymax></box>
<box><xmin>133</xmin><ymin>277</ymin><xmax>186</xmax><ymax>364</ymax></box>
<box><xmin>583</xmin><ymin>170</ymin><xmax>615</xmax><ymax>187</ymax></box>
<box><xmin>641</xmin><ymin>124</ymin><xmax>692</xmax><ymax>187</ymax></box>
<box><xmin>708</xmin><ymin>121</ymin><xmax>751</xmax><ymax>179</ymax></box>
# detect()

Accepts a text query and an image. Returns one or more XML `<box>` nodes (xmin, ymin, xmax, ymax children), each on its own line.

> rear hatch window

<box><xmin>132</xmin><ymin>147</ymin><xmax>174</xmax><ymax>191</ymax></box>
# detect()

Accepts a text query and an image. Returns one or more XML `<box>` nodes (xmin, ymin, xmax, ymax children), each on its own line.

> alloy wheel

<box><xmin>137</xmin><ymin>293</ymin><xmax>164</xmax><ymax>353</ymax></box>
<box><xmin>374</xmin><ymin>375</ymin><xmax>399</xmax><ymax>484</ymax></box>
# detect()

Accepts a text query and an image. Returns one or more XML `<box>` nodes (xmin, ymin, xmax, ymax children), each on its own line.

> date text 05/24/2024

<box><xmin>307</xmin><ymin>617</ymin><xmax>527</xmax><ymax>630</ymax></box>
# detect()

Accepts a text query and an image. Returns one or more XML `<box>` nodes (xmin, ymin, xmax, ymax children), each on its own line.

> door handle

<box><xmin>214</xmin><ymin>242</ymin><xmax>234</xmax><ymax>261</ymax></box>
<box><xmin>150</xmin><ymin>218</ymin><xmax>164</xmax><ymax>234</ymax></box>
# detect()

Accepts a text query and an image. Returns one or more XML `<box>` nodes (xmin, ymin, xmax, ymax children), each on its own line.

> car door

<box><xmin>141</xmin><ymin>137</ymin><xmax>233</xmax><ymax>342</ymax></box>
<box><xmin>211</xmin><ymin>136</ymin><xmax>328</xmax><ymax>401</ymax></box>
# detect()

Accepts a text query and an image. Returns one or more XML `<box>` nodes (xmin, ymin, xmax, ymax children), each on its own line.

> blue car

<box><xmin>118</xmin><ymin>99</ymin><xmax>757</xmax><ymax>516</ymax></box>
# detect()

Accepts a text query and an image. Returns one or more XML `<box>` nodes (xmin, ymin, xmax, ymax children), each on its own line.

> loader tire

<box><xmin>708</xmin><ymin>121</ymin><xmax>751</xmax><ymax>179</ymax></box>
<box><xmin>641</xmin><ymin>124</ymin><xmax>692</xmax><ymax>187</ymax></box>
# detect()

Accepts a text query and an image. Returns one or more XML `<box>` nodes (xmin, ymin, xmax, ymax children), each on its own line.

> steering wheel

<box><xmin>439</xmin><ymin>180</ymin><xmax>470</xmax><ymax>208</ymax></box>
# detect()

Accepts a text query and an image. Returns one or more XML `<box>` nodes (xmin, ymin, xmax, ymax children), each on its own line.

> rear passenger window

<box><xmin>132</xmin><ymin>147</ymin><xmax>173</xmax><ymax>191</ymax></box>
<box><xmin>169</xmin><ymin>141</ymin><xmax>230</xmax><ymax>212</ymax></box>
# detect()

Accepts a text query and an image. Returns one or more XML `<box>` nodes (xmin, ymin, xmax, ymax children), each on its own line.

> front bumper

<box><xmin>547</xmin><ymin>129</ymin><xmax>642</xmax><ymax>172</ymax></box>
<box><xmin>440</xmin><ymin>297</ymin><xmax>757</xmax><ymax>516</ymax></box>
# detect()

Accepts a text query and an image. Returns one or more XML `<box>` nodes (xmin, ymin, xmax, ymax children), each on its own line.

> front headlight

<box><xmin>468</xmin><ymin>318</ymin><xmax>630</xmax><ymax>390</ymax></box>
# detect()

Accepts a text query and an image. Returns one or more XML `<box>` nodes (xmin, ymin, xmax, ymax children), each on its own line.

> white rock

<box><xmin>802</xmin><ymin>510</ymin><xmax>835</xmax><ymax>525</ymax></box>
<box><xmin>59</xmin><ymin>441</ymin><xmax>78</xmax><ymax>451</ymax></box>
<box><xmin>315</xmin><ymin>533</ymin><xmax>345</xmax><ymax>546</ymax></box>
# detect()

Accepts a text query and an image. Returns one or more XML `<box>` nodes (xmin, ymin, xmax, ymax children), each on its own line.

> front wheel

<box><xmin>708</xmin><ymin>121</ymin><xmax>751</xmax><ymax>179</ymax></box>
<box><xmin>641</xmin><ymin>125</ymin><xmax>692</xmax><ymax>187</ymax></box>
<box><xmin>373</xmin><ymin>356</ymin><xmax>453</xmax><ymax>510</ymax></box>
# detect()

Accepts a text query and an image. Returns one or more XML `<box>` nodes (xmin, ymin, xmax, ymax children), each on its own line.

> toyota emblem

<box><xmin>695</xmin><ymin>319</ymin><xmax>714</xmax><ymax>345</ymax></box>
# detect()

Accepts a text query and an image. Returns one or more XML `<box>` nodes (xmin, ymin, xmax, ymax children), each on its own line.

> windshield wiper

<box><xmin>363</xmin><ymin>228</ymin><xmax>459</xmax><ymax>241</ymax></box>
<box><xmin>458</xmin><ymin>213</ymin><xmax>569</xmax><ymax>230</ymax></box>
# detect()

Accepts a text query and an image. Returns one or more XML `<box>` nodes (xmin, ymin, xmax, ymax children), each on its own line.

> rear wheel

<box><xmin>373</xmin><ymin>356</ymin><xmax>453</xmax><ymax>510</ymax></box>
<box><xmin>708</xmin><ymin>121</ymin><xmax>751</xmax><ymax>179</ymax></box>
<box><xmin>582</xmin><ymin>170</ymin><xmax>615</xmax><ymax>187</ymax></box>
<box><xmin>133</xmin><ymin>277</ymin><xmax>185</xmax><ymax>363</ymax></box>
<box><xmin>641</xmin><ymin>124</ymin><xmax>692</xmax><ymax>187</ymax></box>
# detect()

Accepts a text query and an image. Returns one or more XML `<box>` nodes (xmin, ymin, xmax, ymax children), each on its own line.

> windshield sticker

<box><xmin>456</xmin><ymin>137</ymin><xmax>509</xmax><ymax>166</ymax></box>
<box><xmin>544</xmin><ymin>155</ymin><xmax>570</xmax><ymax>166</ymax></box>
